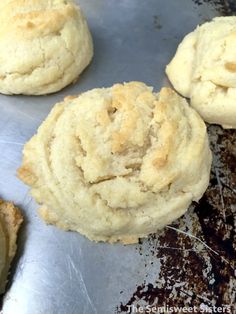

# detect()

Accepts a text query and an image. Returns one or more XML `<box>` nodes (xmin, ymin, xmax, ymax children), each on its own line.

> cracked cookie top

<box><xmin>18</xmin><ymin>82</ymin><xmax>212</xmax><ymax>243</ymax></box>
<box><xmin>0</xmin><ymin>0</ymin><xmax>93</xmax><ymax>95</ymax></box>
<box><xmin>166</xmin><ymin>16</ymin><xmax>236</xmax><ymax>129</ymax></box>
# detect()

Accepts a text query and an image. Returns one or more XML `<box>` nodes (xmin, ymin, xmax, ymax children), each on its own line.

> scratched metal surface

<box><xmin>0</xmin><ymin>1</ymin><xmax>235</xmax><ymax>314</ymax></box>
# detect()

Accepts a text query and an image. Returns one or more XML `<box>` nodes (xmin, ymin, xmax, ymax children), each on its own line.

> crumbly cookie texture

<box><xmin>0</xmin><ymin>199</ymin><xmax>23</xmax><ymax>294</ymax></box>
<box><xmin>18</xmin><ymin>82</ymin><xmax>212</xmax><ymax>244</ymax></box>
<box><xmin>0</xmin><ymin>0</ymin><xmax>93</xmax><ymax>95</ymax></box>
<box><xmin>166</xmin><ymin>16</ymin><xmax>236</xmax><ymax>129</ymax></box>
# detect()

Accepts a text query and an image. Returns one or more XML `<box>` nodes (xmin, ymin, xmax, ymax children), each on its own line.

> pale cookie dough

<box><xmin>166</xmin><ymin>17</ymin><xmax>236</xmax><ymax>129</ymax></box>
<box><xmin>0</xmin><ymin>0</ymin><xmax>93</xmax><ymax>95</ymax></box>
<box><xmin>0</xmin><ymin>199</ymin><xmax>23</xmax><ymax>294</ymax></box>
<box><xmin>18</xmin><ymin>82</ymin><xmax>212</xmax><ymax>244</ymax></box>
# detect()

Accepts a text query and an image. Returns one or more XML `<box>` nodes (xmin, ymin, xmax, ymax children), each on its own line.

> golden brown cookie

<box><xmin>0</xmin><ymin>199</ymin><xmax>23</xmax><ymax>294</ymax></box>
<box><xmin>18</xmin><ymin>82</ymin><xmax>212</xmax><ymax>243</ymax></box>
<box><xmin>0</xmin><ymin>0</ymin><xmax>93</xmax><ymax>95</ymax></box>
<box><xmin>166</xmin><ymin>17</ymin><xmax>236</xmax><ymax>129</ymax></box>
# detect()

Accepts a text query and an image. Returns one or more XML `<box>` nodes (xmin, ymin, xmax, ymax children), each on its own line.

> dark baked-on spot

<box><xmin>192</xmin><ymin>0</ymin><xmax>236</xmax><ymax>15</ymax></box>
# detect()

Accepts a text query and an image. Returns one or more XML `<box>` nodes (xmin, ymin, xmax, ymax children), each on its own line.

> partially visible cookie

<box><xmin>18</xmin><ymin>82</ymin><xmax>212</xmax><ymax>244</ymax></box>
<box><xmin>0</xmin><ymin>199</ymin><xmax>23</xmax><ymax>294</ymax></box>
<box><xmin>0</xmin><ymin>220</ymin><xmax>6</xmax><ymax>292</ymax></box>
<box><xmin>166</xmin><ymin>17</ymin><xmax>236</xmax><ymax>129</ymax></box>
<box><xmin>0</xmin><ymin>0</ymin><xmax>93</xmax><ymax>95</ymax></box>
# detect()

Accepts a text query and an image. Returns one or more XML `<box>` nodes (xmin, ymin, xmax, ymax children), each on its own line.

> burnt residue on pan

<box><xmin>192</xmin><ymin>0</ymin><xmax>236</xmax><ymax>15</ymax></box>
<box><xmin>116</xmin><ymin>127</ymin><xmax>236</xmax><ymax>313</ymax></box>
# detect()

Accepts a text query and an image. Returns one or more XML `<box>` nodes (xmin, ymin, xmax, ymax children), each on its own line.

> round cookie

<box><xmin>0</xmin><ymin>0</ymin><xmax>93</xmax><ymax>95</ymax></box>
<box><xmin>166</xmin><ymin>17</ymin><xmax>236</xmax><ymax>129</ymax></box>
<box><xmin>18</xmin><ymin>82</ymin><xmax>212</xmax><ymax>244</ymax></box>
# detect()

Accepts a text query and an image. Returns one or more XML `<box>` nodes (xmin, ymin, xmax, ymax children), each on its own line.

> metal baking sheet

<box><xmin>0</xmin><ymin>1</ymin><xmax>235</xmax><ymax>313</ymax></box>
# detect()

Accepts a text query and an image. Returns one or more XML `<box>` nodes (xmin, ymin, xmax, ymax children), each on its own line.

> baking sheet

<box><xmin>0</xmin><ymin>1</ymin><xmax>235</xmax><ymax>313</ymax></box>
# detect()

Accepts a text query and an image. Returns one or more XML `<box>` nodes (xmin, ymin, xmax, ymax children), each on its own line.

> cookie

<box><xmin>0</xmin><ymin>0</ymin><xmax>93</xmax><ymax>95</ymax></box>
<box><xmin>166</xmin><ymin>17</ymin><xmax>236</xmax><ymax>129</ymax></box>
<box><xmin>0</xmin><ymin>199</ymin><xmax>23</xmax><ymax>294</ymax></box>
<box><xmin>18</xmin><ymin>82</ymin><xmax>212</xmax><ymax>243</ymax></box>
